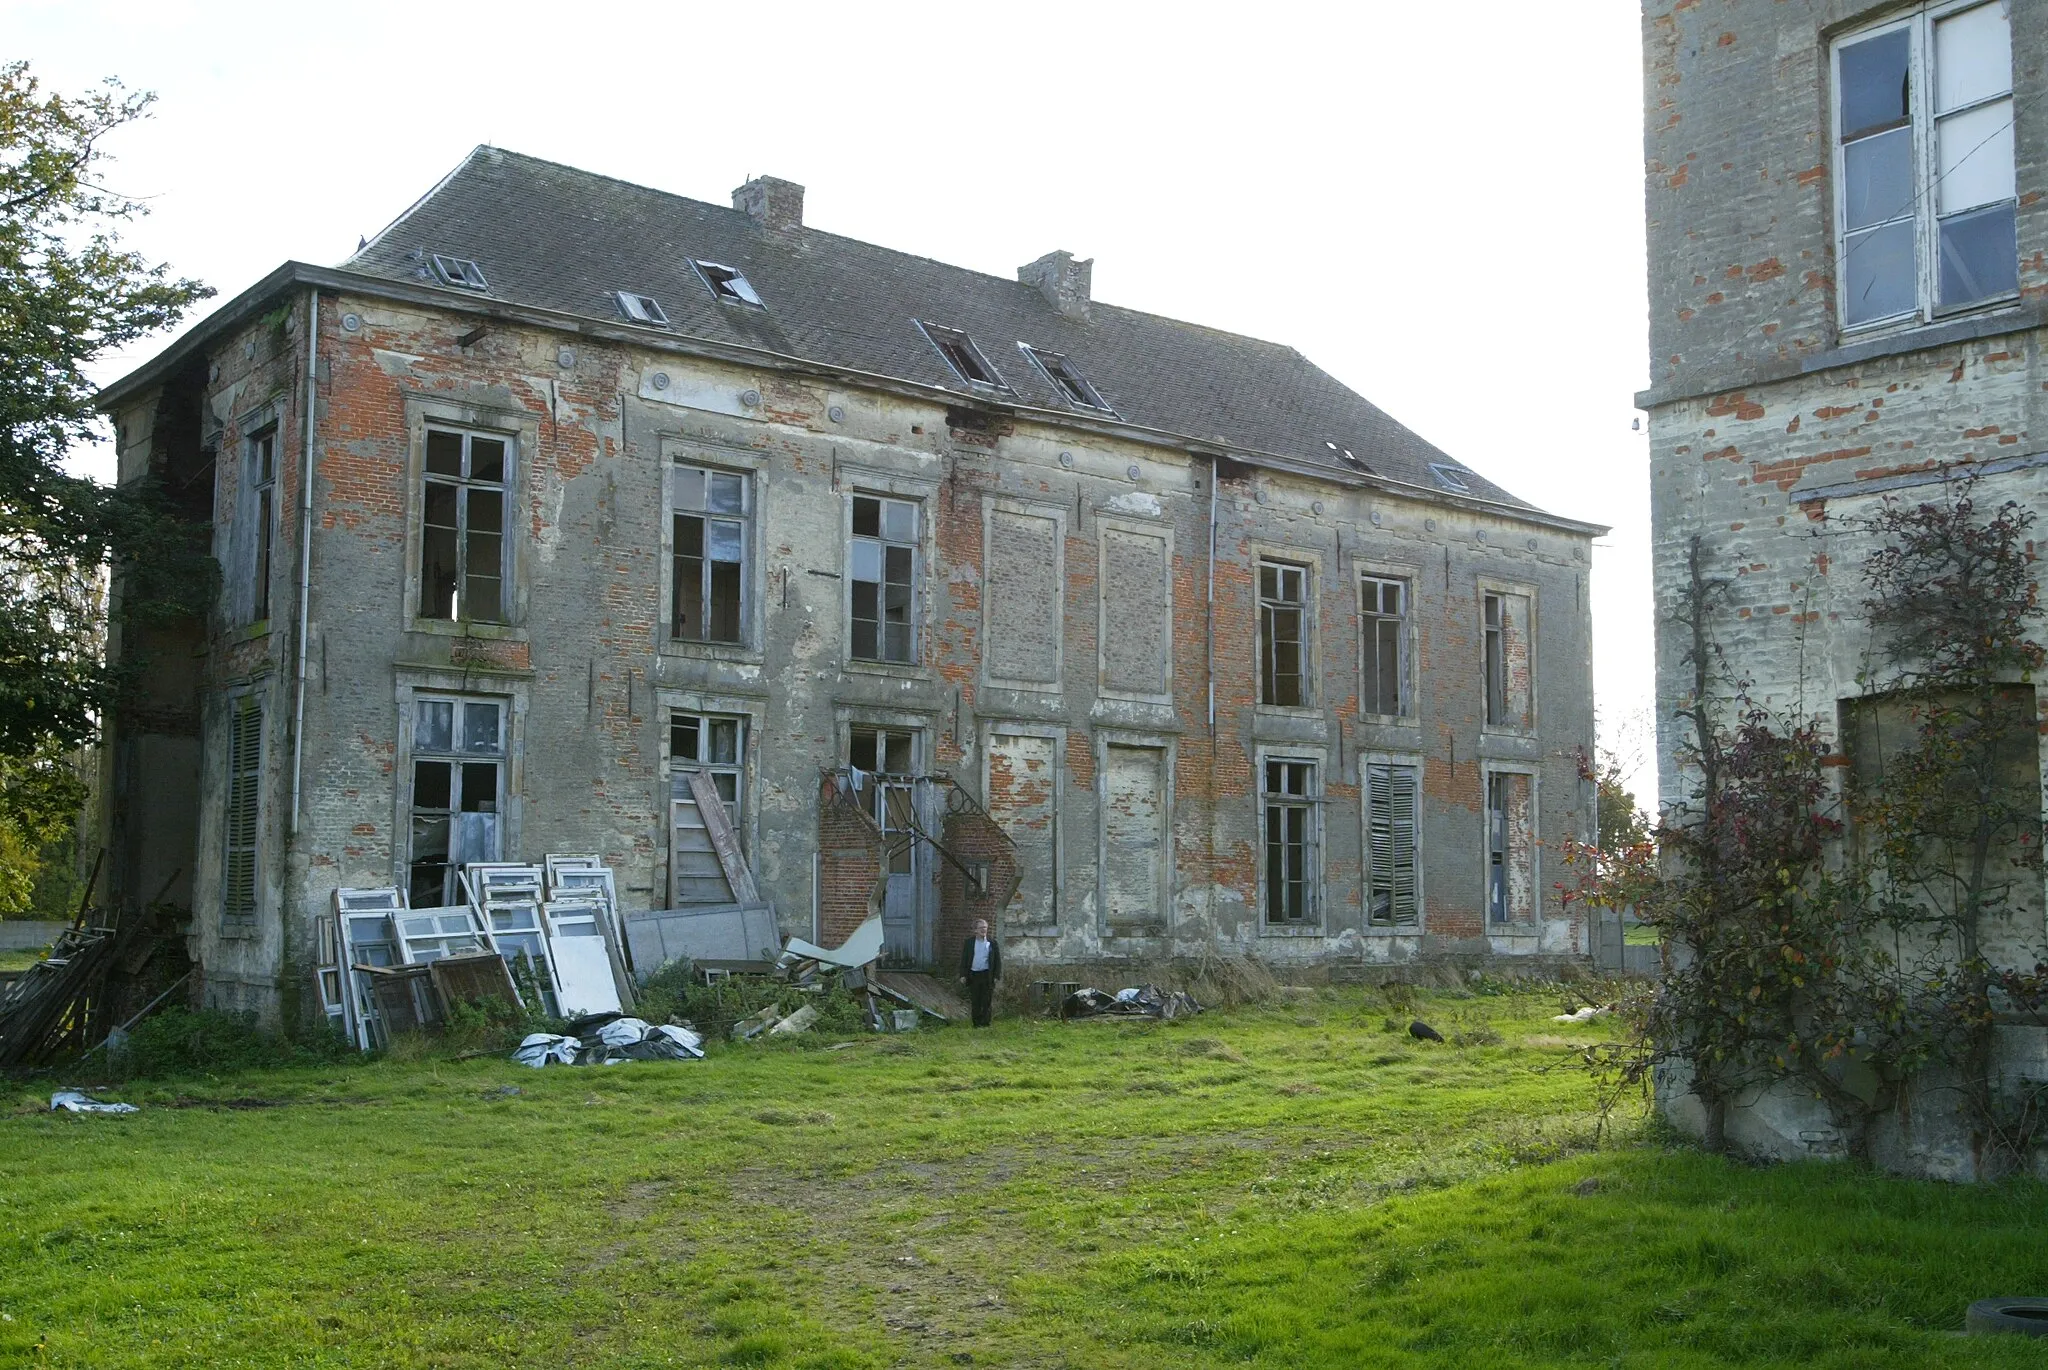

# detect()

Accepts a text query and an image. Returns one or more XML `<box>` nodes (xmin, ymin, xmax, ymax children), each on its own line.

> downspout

<box><xmin>290</xmin><ymin>288</ymin><xmax>319</xmax><ymax>833</ymax></box>
<box><xmin>1206</xmin><ymin>455</ymin><xmax>1218</xmax><ymax>734</ymax></box>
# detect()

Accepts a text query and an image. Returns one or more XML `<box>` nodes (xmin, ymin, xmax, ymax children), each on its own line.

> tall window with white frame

<box><xmin>408</xmin><ymin>697</ymin><xmax>505</xmax><ymax>907</ymax></box>
<box><xmin>1263</xmin><ymin>758</ymin><xmax>1318</xmax><ymax>925</ymax></box>
<box><xmin>1361</xmin><ymin>575</ymin><xmax>1408</xmax><ymax>717</ymax></box>
<box><xmin>669</xmin><ymin>711</ymin><xmax>746</xmax><ymax>905</ymax></box>
<box><xmin>851</xmin><ymin>495</ymin><xmax>918</xmax><ymax>663</ymax></box>
<box><xmin>222</xmin><ymin>695</ymin><xmax>262</xmax><ymax>922</ymax></box>
<box><xmin>248</xmin><ymin>429</ymin><xmax>276</xmax><ymax>623</ymax></box>
<box><xmin>851</xmin><ymin>726</ymin><xmax>917</xmax><ymax>879</ymax></box>
<box><xmin>1834</xmin><ymin>0</ymin><xmax>2016</xmax><ymax>328</ymax></box>
<box><xmin>419</xmin><ymin>429</ymin><xmax>508</xmax><ymax>623</ymax></box>
<box><xmin>1365</xmin><ymin>761</ymin><xmax>1420</xmax><ymax>927</ymax></box>
<box><xmin>672</xmin><ymin>464</ymin><xmax>747</xmax><ymax>643</ymax></box>
<box><xmin>1259</xmin><ymin>560</ymin><xmax>1309</xmax><ymax>706</ymax></box>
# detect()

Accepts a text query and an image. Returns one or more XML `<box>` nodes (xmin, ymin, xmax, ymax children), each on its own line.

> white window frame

<box><xmin>1259</xmin><ymin>752</ymin><xmax>1323</xmax><ymax>929</ymax></box>
<box><xmin>1257</xmin><ymin>558</ymin><xmax>1313</xmax><ymax>708</ymax></box>
<box><xmin>1831</xmin><ymin>0</ymin><xmax>2019</xmax><ymax>332</ymax></box>
<box><xmin>691</xmin><ymin>259</ymin><xmax>765</xmax><ymax>307</ymax></box>
<box><xmin>916</xmin><ymin>321</ymin><xmax>1011</xmax><ymax>393</ymax></box>
<box><xmin>1017</xmin><ymin>343</ymin><xmax>1114</xmax><ymax>413</ymax></box>
<box><xmin>848</xmin><ymin>492</ymin><xmax>921</xmax><ymax>665</ymax></box>
<box><xmin>615</xmin><ymin>291</ymin><xmax>670</xmax><ymax>327</ymax></box>
<box><xmin>418</xmin><ymin>425</ymin><xmax>513</xmax><ymax>624</ymax></box>
<box><xmin>430</xmin><ymin>254</ymin><xmax>489</xmax><ymax>291</ymax></box>
<box><xmin>1360</xmin><ymin>573</ymin><xmax>1411</xmax><ymax>719</ymax></box>
<box><xmin>669</xmin><ymin>463</ymin><xmax>751</xmax><ymax>646</ymax></box>
<box><xmin>405</xmin><ymin>694</ymin><xmax>508</xmax><ymax>908</ymax></box>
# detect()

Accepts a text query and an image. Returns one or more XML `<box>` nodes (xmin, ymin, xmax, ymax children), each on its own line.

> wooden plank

<box><xmin>429</xmin><ymin>952</ymin><xmax>523</xmax><ymax>1014</ymax></box>
<box><xmin>687</xmin><ymin>769</ymin><xmax>760</xmax><ymax>905</ymax></box>
<box><xmin>869</xmin><ymin>970</ymin><xmax>970</xmax><ymax>1023</ymax></box>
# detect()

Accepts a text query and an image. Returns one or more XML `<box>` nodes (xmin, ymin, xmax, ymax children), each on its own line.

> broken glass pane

<box><xmin>426</xmin><ymin>429</ymin><xmax>464</xmax><ymax>477</ymax></box>
<box><xmin>708</xmin><ymin>562</ymin><xmax>741</xmax><ymax>640</ymax></box>
<box><xmin>1839</xmin><ymin>27</ymin><xmax>1910</xmax><ymax>140</ymax></box>
<box><xmin>469</xmin><ymin>437</ymin><xmax>506</xmax><ymax>484</ymax></box>
<box><xmin>672</xmin><ymin>715</ymin><xmax>701</xmax><ymax>762</ymax></box>
<box><xmin>460</xmin><ymin>762</ymin><xmax>498</xmax><ymax>811</ymax></box>
<box><xmin>852</xmin><ymin>496</ymin><xmax>880</xmax><ymax>537</ymax></box>
<box><xmin>1844</xmin><ymin>219</ymin><xmax>1918</xmax><ymax>324</ymax></box>
<box><xmin>420</xmin><ymin>527</ymin><xmax>458</xmax><ymax>619</ymax></box>
<box><xmin>413</xmin><ymin>760</ymin><xmax>451</xmax><ymax>810</ymax></box>
<box><xmin>1938</xmin><ymin>200</ymin><xmax>2018</xmax><ymax>306</ymax></box>
<box><xmin>1844</xmin><ymin>127</ymin><xmax>1913</xmax><ymax>230</ymax></box>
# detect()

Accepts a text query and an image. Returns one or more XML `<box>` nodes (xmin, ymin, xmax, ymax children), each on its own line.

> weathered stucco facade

<box><xmin>100</xmin><ymin>150</ymin><xmax>1602</xmax><ymax>1023</ymax></box>
<box><xmin>1642</xmin><ymin>0</ymin><xmax>2048</xmax><ymax>1174</ymax></box>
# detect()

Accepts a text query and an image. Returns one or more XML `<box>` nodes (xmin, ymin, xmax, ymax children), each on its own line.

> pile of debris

<box><xmin>319</xmin><ymin>855</ymin><xmax>635</xmax><ymax>1049</ymax></box>
<box><xmin>1055</xmin><ymin>984</ymin><xmax>1204</xmax><ymax>1022</ymax></box>
<box><xmin>0</xmin><ymin>892</ymin><xmax>189</xmax><ymax>1070</ymax></box>
<box><xmin>758</xmin><ymin>914</ymin><xmax>970</xmax><ymax>1034</ymax></box>
<box><xmin>513</xmin><ymin>1016</ymin><xmax>704</xmax><ymax>1067</ymax></box>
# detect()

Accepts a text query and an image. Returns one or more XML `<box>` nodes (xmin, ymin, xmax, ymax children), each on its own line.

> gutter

<box><xmin>98</xmin><ymin>262</ymin><xmax>1610</xmax><ymax>539</ymax></box>
<box><xmin>289</xmin><ymin>288</ymin><xmax>318</xmax><ymax>834</ymax></box>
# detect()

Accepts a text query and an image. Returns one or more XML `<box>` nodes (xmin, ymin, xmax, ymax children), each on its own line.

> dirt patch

<box><xmin>166</xmin><ymin>1096</ymin><xmax>288</xmax><ymax>1110</ymax></box>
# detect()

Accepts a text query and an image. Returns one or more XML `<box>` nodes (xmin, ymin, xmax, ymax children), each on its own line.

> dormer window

<box><xmin>1020</xmin><ymin>344</ymin><xmax>1113</xmax><ymax>413</ymax></box>
<box><xmin>1429</xmin><ymin>463</ymin><xmax>1472</xmax><ymax>494</ymax></box>
<box><xmin>616</xmin><ymin>292</ymin><xmax>670</xmax><ymax>327</ymax></box>
<box><xmin>918</xmin><ymin>323</ymin><xmax>1008</xmax><ymax>392</ymax></box>
<box><xmin>431</xmin><ymin>255</ymin><xmax>489</xmax><ymax>291</ymax></box>
<box><xmin>691</xmin><ymin>260</ymin><xmax>764</xmax><ymax>307</ymax></box>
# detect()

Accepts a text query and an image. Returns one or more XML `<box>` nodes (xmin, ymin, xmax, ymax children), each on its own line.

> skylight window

<box><xmin>918</xmin><ymin>323</ymin><xmax>1007</xmax><ymax>391</ymax></box>
<box><xmin>616</xmin><ymin>291</ymin><xmax>670</xmax><ymax>327</ymax></box>
<box><xmin>430</xmin><ymin>254</ymin><xmax>489</xmax><ymax>291</ymax></box>
<box><xmin>691</xmin><ymin>260</ymin><xmax>764</xmax><ymax>307</ymax></box>
<box><xmin>1020</xmin><ymin>344</ymin><xmax>1113</xmax><ymax>413</ymax></box>
<box><xmin>1429</xmin><ymin>463</ymin><xmax>1473</xmax><ymax>494</ymax></box>
<box><xmin>1324</xmin><ymin>440</ymin><xmax>1366</xmax><ymax>471</ymax></box>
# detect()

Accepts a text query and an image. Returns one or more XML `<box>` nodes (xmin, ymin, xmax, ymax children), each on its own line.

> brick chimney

<box><xmin>732</xmin><ymin>175</ymin><xmax>804</xmax><ymax>232</ymax></box>
<box><xmin>1018</xmin><ymin>250</ymin><xmax>1092</xmax><ymax>319</ymax></box>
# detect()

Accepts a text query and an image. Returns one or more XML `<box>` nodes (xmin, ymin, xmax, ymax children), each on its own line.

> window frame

<box><xmin>1830</xmin><ymin>0</ymin><xmax>2019</xmax><ymax>334</ymax></box>
<box><xmin>1259</xmin><ymin>752</ymin><xmax>1323</xmax><ymax>929</ymax></box>
<box><xmin>1363</xmin><ymin>757</ymin><xmax>1423</xmax><ymax>930</ymax></box>
<box><xmin>848</xmin><ymin>491</ymin><xmax>922</xmax><ymax>666</ymax></box>
<box><xmin>404</xmin><ymin>693</ymin><xmax>508</xmax><ymax>909</ymax></box>
<box><xmin>430</xmin><ymin>254</ymin><xmax>489</xmax><ymax>291</ymax></box>
<box><xmin>690</xmin><ymin>259</ymin><xmax>765</xmax><ymax>308</ymax></box>
<box><xmin>1018</xmin><ymin>343</ymin><xmax>1114</xmax><ymax>414</ymax></box>
<box><xmin>668</xmin><ymin>461</ymin><xmax>751</xmax><ymax>647</ymax></box>
<box><xmin>916</xmin><ymin>321</ymin><xmax>1011</xmax><ymax>393</ymax></box>
<box><xmin>247</xmin><ymin>426</ymin><xmax>278</xmax><ymax>625</ymax></box>
<box><xmin>1359</xmin><ymin>572</ymin><xmax>1412</xmax><ymax>719</ymax></box>
<box><xmin>615</xmin><ymin>291</ymin><xmax>671</xmax><ymax>327</ymax></box>
<box><xmin>221</xmin><ymin>692</ymin><xmax>263</xmax><ymax>926</ymax></box>
<box><xmin>417</xmin><ymin>425</ymin><xmax>513</xmax><ymax>626</ymax></box>
<box><xmin>1428</xmin><ymin>463</ymin><xmax>1473</xmax><ymax>494</ymax></box>
<box><xmin>667</xmin><ymin>708</ymin><xmax>750</xmax><ymax>905</ymax></box>
<box><xmin>1257</xmin><ymin>557</ymin><xmax>1313</xmax><ymax>709</ymax></box>
<box><xmin>1484</xmin><ymin>766</ymin><xmax>1540</xmax><ymax>927</ymax></box>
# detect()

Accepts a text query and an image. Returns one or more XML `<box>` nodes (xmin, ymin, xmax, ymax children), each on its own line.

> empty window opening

<box><xmin>420</xmin><ymin>428</ymin><xmax>509</xmax><ymax>624</ymax></box>
<box><xmin>1482</xmin><ymin>590</ymin><xmax>1533</xmax><ymax>730</ymax></box>
<box><xmin>1429</xmin><ymin>463</ymin><xmax>1472</xmax><ymax>494</ymax></box>
<box><xmin>1325</xmin><ymin>440</ymin><xmax>1366</xmax><ymax>471</ymax></box>
<box><xmin>851</xmin><ymin>494</ymin><xmax>918</xmax><ymax>663</ymax></box>
<box><xmin>1834</xmin><ymin>2</ymin><xmax>2017</xmax><ymax>327</ymax></box>
<box><xmin>1486</xmin><ymin>771</ymin><xmax>1536</xmax><ymax>924</ymax></box>
<box><xmin>1484</xmin><ymin>592</ymin><xmax>1506</xmax><ymax>725</ymax></box>
<box><xmin>672</xmin><ymin>464</ymin><xmax>747</xmax><ymax>643</ymax></box>
<box><xmin>222</xmin><ymin>695</ymin><xmax>263</xmax><ymax>921</ymax></box>
<box><xmin>1020</xmin><ymin>344</ymin><xmax>1112</xmax><ymax>411</ymax></box>
<box><xmin>1259</xmin><ymin>560</ymin><xmax>1308</xmax><ymax>706</ymax></box>
<box><xmin>616</xmin><ymin>291</ymin><xmax>670</xmax><ymax>326</ymax></box>
<box><xmin>430</xmin><ymin>254</ymin><xmax>489</xmax><ymax>291</ymax></box>
<box><xmin>1361</xmin><ymin>575</ymin><xmax>1408</xmax><ymax>717</ymax></box>
<box><xmin>1263</xmin><ymin>758</ymin><xmax>1319</xmax><ymax>924</ymax></box>
<box><xmin>919</xmin><ymin>323</ymin><xmax>1007</xmax><ymax>391</ymax></box>
<box><xmin>1366</xmin><ymin>762</ymin><xmax>1420</xmax><ymax>927</ymax></box>
<box><xmin>691</xmin><ymin>260</ymin><xmax>764</xmax><ymax>307</ymax></box>
<box><xmin>408</xmin><ymin>697</ymin><xmax>504</xmax><ymax>907</ymax></box>
<box><xmin>249</xmin><ymin>428</ymin><xmax>277</xmax><ymax>623</ymax></box>
<box><xmin>670</xmin><ymin>711</ymin><xmax>747</xmax><ymax>905</ymax></box>
<box><xmin>850</xmin><ymin>725</ymin><xmax>917</xmax><ymax>876</ymax></box>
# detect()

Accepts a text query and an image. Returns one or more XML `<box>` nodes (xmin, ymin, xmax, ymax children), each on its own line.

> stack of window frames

<box><xmin>331</xmin><ymin>888</ymin><xmax>406</xmax><ymax>1050</ymax></box>
<box><xmin>544</xmin><ymin>856</ymin><xmax>632</xmax><ymax>1013</ymax></box>
<box><xmin>461</xmin><ymin>863</ymin><xmax>560</xmax><ymax>1017</ymax></box>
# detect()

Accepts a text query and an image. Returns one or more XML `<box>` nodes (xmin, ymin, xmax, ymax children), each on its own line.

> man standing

<box><xmin>959</xmin><ymin>918</ymin><xmax>1000</xmax><ymax>1028</ymax></box>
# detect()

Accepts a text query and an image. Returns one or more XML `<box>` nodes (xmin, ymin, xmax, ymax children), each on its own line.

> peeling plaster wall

<box><xmin>114</xmin><ymin>288</ymin><xmax>1597</xmax><ymax>1021</ymax></box>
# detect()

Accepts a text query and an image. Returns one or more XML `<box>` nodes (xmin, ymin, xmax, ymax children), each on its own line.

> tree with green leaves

<box><xmin>0</xmin><ymin>62</ymin><xmax>213</xmax><ymax>912</ymax></box>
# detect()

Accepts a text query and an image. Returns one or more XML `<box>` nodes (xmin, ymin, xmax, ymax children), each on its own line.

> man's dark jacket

<box><xmin>959</xmin><ymin>937</ymin><xmax>1002</xmax><ymax>979</ymax></box>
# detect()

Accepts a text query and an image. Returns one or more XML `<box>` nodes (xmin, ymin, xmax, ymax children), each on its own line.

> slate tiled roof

<box><xmin>345</xmin><ymin>147</ymin><xmax>1535</xmax><ymax>510</ymax></box>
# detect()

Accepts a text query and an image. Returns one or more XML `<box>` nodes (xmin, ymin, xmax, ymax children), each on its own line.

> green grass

<box><xmin>2</xmin><ymin>986</ymin><xmax>2043</xmax><ymax>1367</ymax></box>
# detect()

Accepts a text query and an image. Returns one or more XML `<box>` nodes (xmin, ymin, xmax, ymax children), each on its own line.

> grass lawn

<box><xmin>3</xmin><ymin>985</ymin><xmax>2044</xmax><ymax>1368</ymax></box>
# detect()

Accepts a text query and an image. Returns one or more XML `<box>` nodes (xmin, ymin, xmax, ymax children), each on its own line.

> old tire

<box><xmin>1966</xmin><ymin>1298</ymin><xmax>2048</xmax><ymax>1336</ymax></box>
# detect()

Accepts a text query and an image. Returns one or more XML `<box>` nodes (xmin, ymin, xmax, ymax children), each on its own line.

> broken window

<box><xmin>222</xmin><ymin>694</ymin><xmax>262</xmax><ymax>921</ymax></box>
<box><xmin>1835</xmin><ymin>2</ymin><xmax>2016</xmax><ymax>327</ymax></box>
<box><xmin>1263</xmin><ymin>758</ymin><xmax>1319</xmax><ymax>924</ymax></box>
<box><xmin>1429</xmin><ymin>463</ymin><xmax>1472</xmax><ymax>494</ymax></box>
<box><xmin>249</xmin><ymin>428</ymin><xmax>276</xmax><ymax>623</ymax></box>
<box><xmin>918</xmin><ymin>323</ymin><xmax>1008</xmax><ymax>391</ymax></box>
<box><xmin>419</xmin><ymin>428</ymin><xmax>509</xmax><ymax>623</ymax></box>
<box><xmin>1259</xmin><ymin>560</ymin><xmax>1309</xmax><ymax>707</ymax></box>
<box><xmin>1487</xmin><ymin>771</ymin><xmax>1536</xmax><ymax>924</ymax></box>
<box><xmin>669</xmin><ymin>712</ymin><xmax>746</xmax><ymax>905</ymax></box>
<box><xmin>672</xmin><ymin>464</ymin><xmax>748</xmax><ymax>643</ymax></box>
<box><xmin>1365</xmin><ymin>762</ymin><xmax>1420</xmax><ymax>927</ymax></box>
<box><xmin>1019</xmin><ymin>344</ymin><xmax>1112</xmax><ymax>412</ymax></box>
<box><xmin>850</xmin><ymin>495</ymin><xmax>918</xmax><ymax>664</ymax></box>
<box><xmin>430</xmin><ymin>254</ymin><xmax>489</xmax><ymax>291</ymax></box>
<box><xmin>1483</xmin><ymin>590</ymin><xmax>1533</xmax><ymax>730</ymax></box>
<box><xmin>850</xmin><ymin>726</ymin><xmax>917</xmax><ymax>876</ymax></box>
<box><xmin>616</xmin><ymin>291</ymin><xmax>670</xmax><ymax>326</ymax></box>
<box><xmin>408</xmin><ymin>696</ymin><xmax>504</xmax><ymax>907</ymax></box>
<box><xmin>1361</xmin><ymin>575</ymin><xmax>1408</xmax><ymax>717</ymax></box>
<box><xmin>691</xmin><ymin>259</ymin><xmax>764</xmax><ymax>307</ymax></box>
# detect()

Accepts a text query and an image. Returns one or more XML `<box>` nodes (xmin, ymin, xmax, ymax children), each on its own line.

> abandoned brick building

<box><xmin>1641</xmin><ymin>0</ymin><xmax>2048</xmax><ymax>1172</ymax></box>
<box><xmin>96</xmin><ymin>147</ymin><xmax>1603</xmax><ymax>1022</ymax></box>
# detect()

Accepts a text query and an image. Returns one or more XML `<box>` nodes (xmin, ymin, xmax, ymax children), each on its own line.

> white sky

<box><xmin>18</xmin><ymin>0</ymin><xmax>1658</xmax><ymax>802</ymax></box>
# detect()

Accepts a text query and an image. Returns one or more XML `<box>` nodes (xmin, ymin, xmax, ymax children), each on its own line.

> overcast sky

<box><xmin>18</xmin><ymin>0</ymin><xmax>1657</xmax><ymax>800</ymax></box>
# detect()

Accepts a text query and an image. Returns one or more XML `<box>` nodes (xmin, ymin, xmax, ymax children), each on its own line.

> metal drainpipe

<box><xmin>1206</xmin><ymin>455</ymin><xmax>1218</xmax><ymax>733</ymax></box>
<box><xmin>289</xmin><ymin>288</ymin><xmax>319</xmax><ymax>833</ymax></box>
